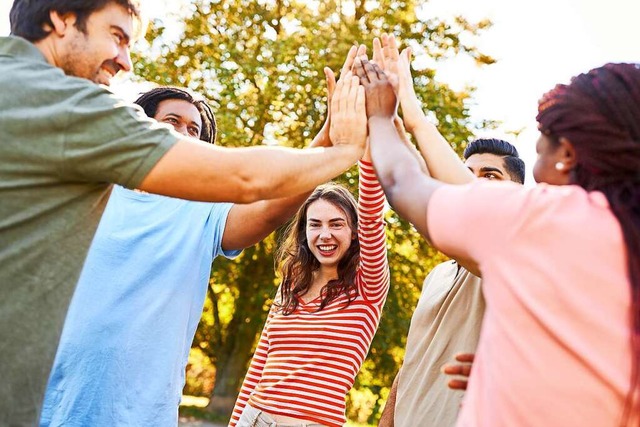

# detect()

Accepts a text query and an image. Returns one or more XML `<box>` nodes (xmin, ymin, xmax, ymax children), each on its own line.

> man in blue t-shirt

<box><xmin>40</xmin><ymin>87</ymin><xmax>323</xmax><ymax>426</ymax></box>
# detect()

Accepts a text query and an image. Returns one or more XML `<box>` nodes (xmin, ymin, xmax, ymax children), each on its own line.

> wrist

<box><xmin>406</xmin><ymin>114</ymin><xmax>433</xmax><ymax>135</ymax></box>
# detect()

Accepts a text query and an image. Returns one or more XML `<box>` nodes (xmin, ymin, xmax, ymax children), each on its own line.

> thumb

<box><xmin>324</xmin><ymin>67</ymin><xmax>336</xmax><ymax>104</ymax></box>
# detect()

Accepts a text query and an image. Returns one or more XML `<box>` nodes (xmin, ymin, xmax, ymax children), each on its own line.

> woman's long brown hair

<box><xmin>275</xmin><ymin>184</ymin><xmax>360</xmax><ymax>315</ymax></box>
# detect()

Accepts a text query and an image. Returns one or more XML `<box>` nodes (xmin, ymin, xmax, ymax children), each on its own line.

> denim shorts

<box><xmin>236</xmin><ymin>404</ymin><xmax>326</xmax><ymax>427</ymax></box>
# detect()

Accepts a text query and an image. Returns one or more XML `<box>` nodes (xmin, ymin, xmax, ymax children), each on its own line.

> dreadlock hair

<box><xmin>134</xmin><ymin>87</ymin><xmax>216</xmax><ymax>144</ymax></box>
<box><xmin>463</xmin><ymin>138</ymin><xmax>526</xmax><ymax>183</ymax></box>
<box><xmin>275</xmin><ymin>183</ymin><xmax>360</xmax><ymax>315</ymax></box>
<box><xmin>537</xmin><ymin>63</ymin><xmax>640</xmax><ymax>425</ymax></box>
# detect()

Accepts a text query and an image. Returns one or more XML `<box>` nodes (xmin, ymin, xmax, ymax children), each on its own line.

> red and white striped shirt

<box><xmin>229</xmin><ymin>160</ymin><xmax>389</xmax><ymax>427</ymax></box>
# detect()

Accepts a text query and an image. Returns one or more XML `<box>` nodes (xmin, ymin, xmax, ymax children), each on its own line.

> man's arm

<box><xmin>376</xmin><ymin>34</ymin><xmax>474</xmax><ymax>185</ymax></box>
<box><xmin>138</xmin><ymin>70</ymin><xmax>366</xmax><ymax>204</ymax></box>
<box><xmin>379</xmin><ymin>372</ymin><xmax>399</xmax><ymax>427</ymax></box>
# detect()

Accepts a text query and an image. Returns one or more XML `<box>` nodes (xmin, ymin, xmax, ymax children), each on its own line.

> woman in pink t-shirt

<box><xmin>358</xmin><ymin>36</ymin><xmax>640</xmax><ymax>426</ymax></box>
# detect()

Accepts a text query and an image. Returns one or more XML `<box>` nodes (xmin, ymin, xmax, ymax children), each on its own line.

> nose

<box><xmin>116</xmin><ymin>46</ymin><xmax>132</xmax><ymax>73</ymax></box>
<box><xmin>319</xmin><ymin>227</ymin><xmax>332</xmax><ymax>240</ymax></box>
<box><xmin>174</xmin><ymin>124</ymin><xmax>189</xmax><ymax>137</ymax></box>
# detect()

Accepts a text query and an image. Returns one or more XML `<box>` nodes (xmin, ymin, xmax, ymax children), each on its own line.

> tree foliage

<box><xmin>132</xmin><ymin>0</ymin><xmax>494</xmax><ymax>422</ymax></box>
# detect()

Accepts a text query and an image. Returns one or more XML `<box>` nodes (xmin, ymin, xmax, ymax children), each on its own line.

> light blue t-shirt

<box><xmin>40</xmin><ymin>185</ymin><xmax>240</xmax><ymax>426</ymax></box>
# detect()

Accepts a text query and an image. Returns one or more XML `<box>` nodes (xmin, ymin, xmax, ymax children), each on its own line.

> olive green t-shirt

<box><xmin>0</xmin><ymin>36</ymin><xmax>178</xmax><ymax>426</ymax></box>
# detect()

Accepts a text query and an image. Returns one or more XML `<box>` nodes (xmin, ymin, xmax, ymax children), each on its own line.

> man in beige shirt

<box><xmin>379</xmin><ymin>138</ymin><xmax>525</xmax><ymax>427</ymax></box>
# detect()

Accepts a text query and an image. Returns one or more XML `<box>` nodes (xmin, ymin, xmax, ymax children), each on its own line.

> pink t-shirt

<box><xmin>428</xmin><ymin>180</ymin><xmax>635</xmax><ymax>426</ymax></box>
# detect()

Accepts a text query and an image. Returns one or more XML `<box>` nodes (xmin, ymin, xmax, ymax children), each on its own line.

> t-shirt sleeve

<box><xmin>57</xmin><ymin>81</ymin><xmax>179</xmax><ymax>188</ymax></box>
<box><xmin>210</xmin><ymin>203</ymin><xmax>243</xmax><ymax>259</ymax></box>
<box><xmin>427</xmin><ymin>180</ymin><xmax>532</xmax><ymax>266</ymax></box>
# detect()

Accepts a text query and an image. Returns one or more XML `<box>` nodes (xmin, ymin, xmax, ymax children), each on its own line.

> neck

<box><xmin>33</xmin><ymin>38</ymin><xmax>60</xmax><ymax>68</ymax></box>
<box><xmin>311</xmin><ymin>266</ymin><xmax>338</xmax><ymax>288</ymax></box>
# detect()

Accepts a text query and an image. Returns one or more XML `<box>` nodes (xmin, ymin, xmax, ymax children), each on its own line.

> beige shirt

<box><xmin>395</xmin><ymin>260</ymin><xmax>484</xmax><ymax>427</ymax></box>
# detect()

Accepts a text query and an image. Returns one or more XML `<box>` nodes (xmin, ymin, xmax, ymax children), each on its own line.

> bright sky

<box><xmin>2</xmin><ymin>0</ymin><xmax>638</xmax><ymax>183</ymax></box>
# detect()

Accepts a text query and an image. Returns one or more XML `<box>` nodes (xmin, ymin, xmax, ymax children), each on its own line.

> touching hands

<box><xmin>372</xmin><ymin>34</ymin><xmax>427</xmax><ymax>133</ymax></box>
<box><xmin>329</xmin><ymin>70</ymin><xmax>367</xmax><ymax>150</ymax></box>
<box><xmin>315</xmin><ymin>45</ymin><xmax>367</xmax><ymax>148</ymax></box>
<box><xmin>353</xmin><ymin>56</ymin><xmax>397</xmax><ymax>120</ymax></box>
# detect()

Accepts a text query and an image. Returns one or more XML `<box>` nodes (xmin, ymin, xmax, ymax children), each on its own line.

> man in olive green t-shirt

<box><xmin>1</xmin><ymin>1</ymin><xmax>367</xmax><ymax>425</ymax></box>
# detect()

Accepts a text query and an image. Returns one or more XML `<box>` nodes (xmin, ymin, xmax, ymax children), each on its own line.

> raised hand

<box><xmin>315</xmin><ymin>45</ymin><xmax>368</xmax><ymax>147</ymax></box>
<box><xmin>329</xmin><ymin>71</ymin><xmax>367</xmax><ymax>150</ymax></box>
<box><xmin>442</xmin><ymin>353</ymin><xmax>475</xmax><ymax>391</ymax></box>
<box><xmin>374</xmin><ymin>34</ymin><xmax>426</xmax><ymax>133</ymax></box>
<box><xmin>353</xmin><ymin>57</ymin><xmax>397</xmax><ymax>120</ymax></box>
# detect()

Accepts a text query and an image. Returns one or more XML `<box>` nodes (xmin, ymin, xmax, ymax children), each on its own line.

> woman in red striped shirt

<box><xmin>230</xmin><ymin>59</ymin><xmax>389</xmax><ymax>425</ymax></box>
<box><xmin>230</xmin><ymin>150</ymin><xmax>389</xmax><ymax>427</ymax></box>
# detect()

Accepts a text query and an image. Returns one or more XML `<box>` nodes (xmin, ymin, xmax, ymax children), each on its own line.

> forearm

<box><xmin>368</xmin><ymin>116</ymin><xmax>442</xmax><ymax>241</ymax></box>
<box><xmin>358</xmin><ymin>160</ymin><xmax>389</xmax><ymax>295</ymax></box>
<box><xmin>139</xmin><ymin>139</ymin><xmax>361</xmax><ymax>204</ymax></box>
<box><xmin>379</xmin><ymin>372</ymin><xmax>400</xmax><ymax>427</ymax></box>
<box><xmin>409</xmin><ymin>119</ymin><xmax>475</xmax><ymax>185</ymax></box>
<box><xmin>223</xmin><ymin>193</ymin><xmax>307</xmax><ymax>251</ymax></box>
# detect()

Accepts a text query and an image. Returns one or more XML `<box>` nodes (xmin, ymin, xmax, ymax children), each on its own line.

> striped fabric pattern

<box><xmin>229</xmin><ymin>160</ymin><xmax>389</xmax><ymax>427</ymax></box>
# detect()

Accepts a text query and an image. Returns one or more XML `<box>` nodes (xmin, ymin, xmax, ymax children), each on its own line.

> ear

<box><xmin>49</xmin><ymin>11</ymin><xmax>77</xmax><ymax>37</ymax></box>
<box><xmin>557</xmin><ymin>137</ymin><xmax>577</xmax><ymax>172</ymax></box>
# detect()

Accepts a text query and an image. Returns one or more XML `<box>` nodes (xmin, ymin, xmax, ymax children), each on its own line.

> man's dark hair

<box><xmin>463</xmin><ymin>138</ymin><xmax>525</xmax><ymax>184</ymax></box>
<box><xmin>134</xmin><ymin>87</ymin><xmax>217</xmax><ymax>144</ymax></box>
<box><xmin>10</xmin><ymin>0</ymin><xmax>141</xmax><ymax>42</ymax></box>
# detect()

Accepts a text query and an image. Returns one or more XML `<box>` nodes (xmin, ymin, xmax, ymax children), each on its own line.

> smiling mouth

<box><xmin>318</xmin><ymin>245</ymin><xmax>338</xmax><ymax>253</ymax></box>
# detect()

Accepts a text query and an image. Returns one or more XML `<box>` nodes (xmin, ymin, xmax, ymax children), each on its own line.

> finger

<box><xmin>332</xmin><ymin>72</ymin><xmax>346</xmax><ymax>115</ymax></box>
<box><xmin>340</xmin><ymin>45</ymin><xmax>358</xmax><ymax>77</ymax></box>
<box><xmin>355</xmin><ymin>85</ymin><xmax>366</xmax><ymax>116</ymax></box>
<box><xmin>347</xmin><ymin>75</ymin><xmax>360</xmax><ymax>112</ymax></box>
<box><xmin>366</xmin><ymin>59</ymin><xmax>384</xmax><ymax>81</ymax></box>
<box><xmin>353</xmin><ymin>57</ymin><xmax>370</xmax><ymax>85</ymax></box>
<box><xmin>447</xmin><ymin>379</ymin><xmax>469</xmax><ymax>391</ymax></box>
<box><xmin>356</xmin><ymin>44</ymin><xmax>368</xmax><ymax>62</ymax></box>
<box><xmin>442</xmin><ymin>364</ymin><xmax>472</xmax><ymax>377</ymax></box>
<box><xmin>372</xmin><ymin>37</ymin><xmax>384</xmax><ymax>68</ymax></box>
<box><xmin>340</xmin><ymin>70</ymin><xmax>352</xmax><ymax>113</ymax></box>
<box><xmin>454</xmin><ymin>353</ymin><xmax>475</xmax><ymax>363</ymax></box>
<box><xmin>361</xmin><ymin>58</ymin><xmax>380</xmax><ymax>83</ymax></box>
<box><xmin>324</xmin><ymin>67</ymin><xmax>336</xmax><ymax>104</ymax></box>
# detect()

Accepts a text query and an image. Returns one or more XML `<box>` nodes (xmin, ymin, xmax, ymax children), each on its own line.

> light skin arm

<box><xmin>376</xmin><ymin>34</ymin><xmax>474</xmax><ymax>185</ymax></box>
<box><xmin>138</xmin><ymin>60</ymin><xmax>366</xmax><ymax>205</ymax></box>
<box><xmin>378</xmin><ymin>372</ymin><xmax>399</xmax><ymax>427</ymax></box>
<box><xmin>222</xmin><ymin>49</ymin><xmax>365</xmax><ymax>250</ymax></box>
<box><xmin>355</xmin><ymin>57</ymin><xmax>479</xmax><ymax>273</ymax></box>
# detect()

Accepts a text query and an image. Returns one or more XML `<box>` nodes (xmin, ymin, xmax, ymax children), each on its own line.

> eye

<box><xmin>112</xmin><ymin>32</ymin><xmax>124</xmax><ymax>45</ymax></box>
<box><xmin>188</xmin><ymin>127</ymin><xmax>200</xmax><ymax>137</ymax></box>
<box><xmin>163</xmin><ymin>117</ymin><xmax>179</xmax><ymax>124</ymax></box>
<box><xmin>331</xmin><ymin>223</ymin><xmax>344</xmax><ymax>229</ymax></box>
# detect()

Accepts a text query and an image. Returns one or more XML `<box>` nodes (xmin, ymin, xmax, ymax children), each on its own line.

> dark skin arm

<box><xmin>443</xmin><ymin>353</ymin><xmax>475</xmax><ymax>391</ymax></box>
<box><xmin>354</xmin><ymin>57</ymin><xmax>479</xmax><ymax>273</ymax></box>
<box><xmin>378</xmin><ymin>372</ymin><xmax>399</xmax><ymax>427</ymax></box>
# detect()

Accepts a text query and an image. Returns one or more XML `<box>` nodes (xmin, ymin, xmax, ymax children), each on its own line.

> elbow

<box><xmin>233</xmin><ymin>175</ymin><xmax>268</xmax><ymax>204</ymax></box>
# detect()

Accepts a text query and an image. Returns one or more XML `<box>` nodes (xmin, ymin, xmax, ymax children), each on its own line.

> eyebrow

<box><xmin>468</xmin><ymin>166</ymin><xmax>505</xmax><ymax>176</ymax></box>
<box><xmin>308</xmin><ymin>218</ymin><xmax>346</xmax><ymax>223</ymax></box>
<box><xmin>111</xmin><ymin>25</ymin><xmax>131</xmax><ymax>46</ymax></box>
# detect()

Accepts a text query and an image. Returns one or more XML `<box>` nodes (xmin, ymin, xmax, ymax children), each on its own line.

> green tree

<box><xmin>132</xmin><ymin>0</ymin><xmax>494</xmax><ymax>422</ymax></box>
